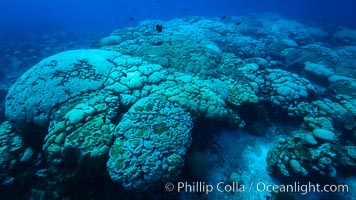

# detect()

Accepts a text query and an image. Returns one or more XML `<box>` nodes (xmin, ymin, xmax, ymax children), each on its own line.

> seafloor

<box><xmin>0</xmin><ymin>14</ymin><xmax>355</xmax><ymax>200</ymax></box>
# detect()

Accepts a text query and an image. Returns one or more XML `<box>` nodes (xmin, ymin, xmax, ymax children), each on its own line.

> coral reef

<box><xmin>267</xmin><ymin>130</ymin><xmax>337</xmax><ymax>181</ymax></box>
<box><xmin>107</xmin><ymin>95</ymin><xmax>193</xmax><ymax>191</ymax></box>
<box><xmin>1</xmin><ymin>14</ymin><xmax>356</xmax><ymax>199</ymax></box>
<box><xmin>0</xmin><ymin>122</ymin><xmax>35</xmax><ymax>186</ymax></box>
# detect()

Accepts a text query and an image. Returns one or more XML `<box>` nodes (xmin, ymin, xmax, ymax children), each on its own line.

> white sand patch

<box><xmin>201</xmin><ymin>129</ymin><xmax>280</xmax><ymax>200</ymax></box>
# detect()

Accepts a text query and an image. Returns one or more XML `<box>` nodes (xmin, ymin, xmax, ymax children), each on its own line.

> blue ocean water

<box><xmin>1</xmin><ymin>1</ymin><xmax>356</xmax><ymax>200</ymax></box>
<box><xmin>1</xmin><ymin>0</ymin><xmax>356</xmax><ymax>32</ymax></box>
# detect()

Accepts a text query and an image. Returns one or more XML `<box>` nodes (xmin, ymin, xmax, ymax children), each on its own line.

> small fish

<box><xmin>128</xmin><ymin>17</ymin><xmax>135</xmax><ymax>21</ymax></box>
<box><xmin>156</xmin><ymin>24</ymin><xmax>163</xmax><ymax>32</ymax></box>
<box><xmin>180</xmin><ymin>8</ymin><xmax>191</xmax><ymax>13</ymax></box>
<box><xmin>219</xmin><ymin>15</ymin><xmax>227</xmax><ymax>20</ymax></box>
<box><xmin>152</xmin><ymin>41</ymin><xmax>163</xmax><ymax>46</ymax></box>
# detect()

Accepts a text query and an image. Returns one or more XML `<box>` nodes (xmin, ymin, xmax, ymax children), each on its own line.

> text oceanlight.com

<box><xmin>165</xmin><ymin>181</ymin><xmax>349</xmax><ymax>195</ymax></box>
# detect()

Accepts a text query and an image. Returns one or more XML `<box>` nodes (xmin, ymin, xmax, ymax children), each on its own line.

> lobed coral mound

<box><xmin>107</xmin><ymin>95</ymin><xmax>193</xmax><ymax>191</ymax></box>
